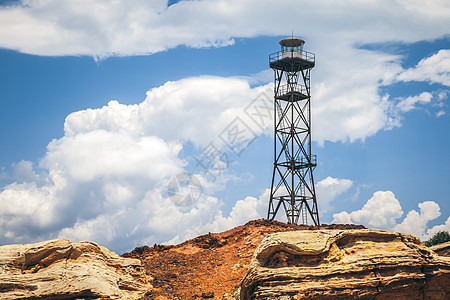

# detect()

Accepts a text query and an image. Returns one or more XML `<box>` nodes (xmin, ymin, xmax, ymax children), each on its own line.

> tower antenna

<box><xmin>267</xmin><ymin>37</ymin><xmax>320</xmax><ymax>225</ymax></box>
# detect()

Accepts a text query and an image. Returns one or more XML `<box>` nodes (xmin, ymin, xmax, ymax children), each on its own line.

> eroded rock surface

<box><xmin>240</xmin><ymin>229</ymin><xmax>450</xmax><ymax>299</ymax></box>
<box><xmin>431</xmin><ymin>241</ymin><xmax>450</xmax><ymax>257</ymax></box>
<box><xmin>0</xmin><ymin>239</ymin><xmax>151</xmax><ymax>299</ymax></box>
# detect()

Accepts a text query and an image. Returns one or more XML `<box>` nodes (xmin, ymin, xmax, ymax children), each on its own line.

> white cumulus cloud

<box><xmin>425</xmin><ymin>216</ymin><xmax>450</xmax><ymax>240</ymax></box>
<box><xmin>0</xmin><ymin>76</ymin><xmax>273</xmax><ymax>253</ymax></box>
<box><xmin>397</xmin><ymin>49</ymin><xmax>450</xmax><ymax>87</ymax></box>
<box><xmin>333</xmin><ymin>191</ymin><xmax>447</xmax><ymax>240</ymax></box>
<box><xmin>312</xmin><ymin>46</ymin><xmax>402</xmax><ymax>144</ymax></box>
<box><xmin>394</xmin><ymin>201</ymin><xmax>441</xmax><ymax>238</ymax></box>
<box><xmin>396</xmin><ymin>92</ymin><xmax>433</xmax><ymax>112</ymax></box>
<box><xmin>64</xmin><ymin>77</ymin><xmax>272</xmax><ymax>147</ymax></box>
<box><xmin>332</xmin><ymin>191</ymin><xmax>403</xmax><ymax>228</ymax></box>
<box><xmin>315</xmin><ymin>176</ymin><xmax>353</xmax><ymax>213</ymax></box>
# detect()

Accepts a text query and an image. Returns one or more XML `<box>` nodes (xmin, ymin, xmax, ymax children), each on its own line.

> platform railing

<box><xmin>269</xmin><ymin>49</ymin><xmax>315</xmax><ymax>64</ymax></box>
<box><xmin>296</xmin><ymin>154</ymin><xmax>317</xmax><ymax>168</ymax></box>
<box><xmin>276</xmin><ymin>84</ymin><xmax>308</xmax><ymax>97</ymax></box>
<box><xmin>278</xmin><ymin>154</ymin><xmax>317</xmax><ymax>169</ymax></box>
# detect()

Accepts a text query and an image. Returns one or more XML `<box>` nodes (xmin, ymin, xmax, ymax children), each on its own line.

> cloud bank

<box><xmin>0</xmin><ymin>0</ymin><xmax>449</xmax><ymax>58</ymax></box>
<box><xmin>0</xmin><ymin>0</ymin><xmax>448</xmax><ymax>252</ymax></box>
<box><xmin>1</xmin><ymin>73</ymin><xmax>443</xmax><ymax>253</ymax></box>
<box><xmin>333</xmin><ymin>191</ymin><xmax>449</xmax><ymax>240</ymax></box>
<box><xmin>0</xmin><ymin>76</ymin><xmax>272</xmax><ymax>253</ymax></box>
<box><xmin>1</xmin><ymin>0</ymin><xmax>448</xmax><ymax>146</ymax></box>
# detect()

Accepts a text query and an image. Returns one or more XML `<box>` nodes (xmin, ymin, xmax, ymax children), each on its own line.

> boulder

<box><xmin>239</xmin><ymin>229</ymin><xmax>450</xmax><ymax>299</ymax></box>
<box><xmin>0</xmin><ymin>239</ymin><xmax>151</xmax><ymax>299</ymax></box>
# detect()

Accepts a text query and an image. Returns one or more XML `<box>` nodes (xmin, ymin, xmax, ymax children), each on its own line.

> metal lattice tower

<box><xmin>267</xmin><ymin>37</ymin><xmax>320</xmax><ymax>225</ymax></box>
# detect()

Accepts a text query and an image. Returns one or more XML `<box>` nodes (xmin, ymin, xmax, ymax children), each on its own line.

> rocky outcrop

<box><xmin>123</xmin><ymin>219</ymin><xmax>365</xmax><ymax>299</ymax></box>
<box><xmin>431</xmin><ymin>241</ymin><xmax>450</xmax><ymax>257</ymax></box>
<box><xmin>0</xmin><ymin>239</ymin><xmax>151</xmax><ymax>299</ymax></box>
<box><xmin>239</xmin><ymin>229</ymin><xmax>450</xmax><ymax>299</ymax></box>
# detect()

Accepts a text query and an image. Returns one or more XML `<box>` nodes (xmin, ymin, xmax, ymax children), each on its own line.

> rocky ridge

<box><xmin>123</xmin><ymin>220</ymin><xmax>364</xmax><ymax>299</ymax></box>
<box><xmin>239</xmin><ymin>229</ymin><xmax>450</xmax><ymax>299</ymax></box>
<box><xmin>1</xmin><ymin>220</ymin><xmax>449</xmax><ymax>299</ymax></box>
<box><xmin>0</xmin><ymin>239</ymin><xmax>151</xmax><ymax>299</ymax></box>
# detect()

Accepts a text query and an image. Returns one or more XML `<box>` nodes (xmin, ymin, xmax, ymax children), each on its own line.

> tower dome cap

<box><xmin>279</xmin><ymin>38</ymin><xmax>305</xmax><ymax>47</ymax></box>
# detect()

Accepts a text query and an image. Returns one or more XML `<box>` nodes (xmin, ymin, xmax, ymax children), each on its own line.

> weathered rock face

<box><xmin>239</xmin><ymin>229</ymin><xmax>450</xmax><ymax>299</ymax></box>
<box><xmin>0</xmin><ymin>239</ymin><xmax>151</xmax><ymax>299</ymax></box>
<box><xmin>431</xmin><ymin>241</ymin><xmax>450</xmax><ymax>257</ymax></box>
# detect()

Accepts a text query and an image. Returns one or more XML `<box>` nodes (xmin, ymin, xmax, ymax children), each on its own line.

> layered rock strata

<box><xmin>239</xmin><ymin>229</ymin><xmax>450</xmax><ymax>299</ymax></box>
<box><xmin>431</xmin><ymin>241</ymin><xmax>450</xmax><ymax>257</ymax></box>
<box><xmin>0</xmin><ymin>239</ymin><xmax>151</xmax><ymax>299</ymax></box>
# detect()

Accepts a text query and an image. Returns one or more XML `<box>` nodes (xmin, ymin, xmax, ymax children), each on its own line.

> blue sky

<box><xmin>0</xmin><ymin>0</ymin><xmax>449</xmax><ymax>253</ymax></box>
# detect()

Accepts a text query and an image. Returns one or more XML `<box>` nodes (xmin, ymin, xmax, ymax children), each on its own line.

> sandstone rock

<box><xmin>430</xmin><ymin>241</ymin><xmax>450</xmax><ymax>257</ymax></box>
<box><xmin>239</xmin><ymin>229</ymin><xmax>450</xmax><ymax>299</ymax></box>
<box><xmin>0</xmin><ymin>239</ymin><xmax>151</xmax><ymax>299</ymax></box>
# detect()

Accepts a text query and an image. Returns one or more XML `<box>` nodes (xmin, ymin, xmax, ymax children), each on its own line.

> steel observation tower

<box><xmin>267</xmin><ymin>37</ymin><xmax>320</xmax><ymax>225</ymax></box>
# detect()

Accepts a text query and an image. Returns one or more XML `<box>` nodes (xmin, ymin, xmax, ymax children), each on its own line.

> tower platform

<box><xmin>269</xmin><ymin>50</ymin><xmax>315</xmax><ymax>70</ymax></box>
<box><xmin>276</xmin><ymin>84</ymin><xmax>309</xmax><ymax>101</ymax></box>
